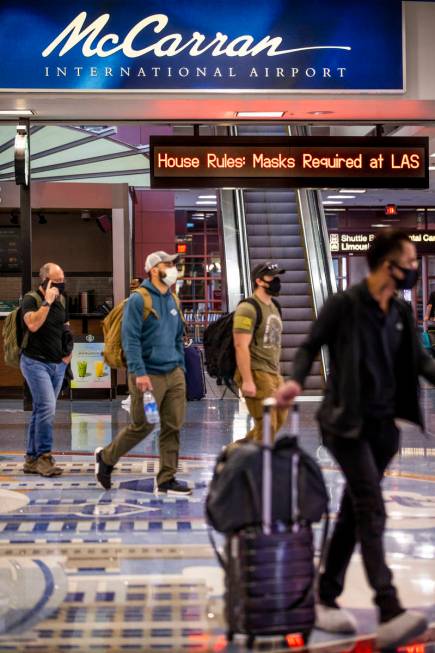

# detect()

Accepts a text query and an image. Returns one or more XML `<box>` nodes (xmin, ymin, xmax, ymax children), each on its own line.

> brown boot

<box><xmin>23</xmin><ymin>455</ymin><xmax>38</xmax><ymax>474</ymax></box>
<box><xmin>36</xmin><ymin>453</ymin><xmax>63</xmax><ymax>477</ymax></box>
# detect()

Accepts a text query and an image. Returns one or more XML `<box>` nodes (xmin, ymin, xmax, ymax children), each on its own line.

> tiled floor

<box><xmin>0</xmin><ymin>392</ymin><xmax>434</xmax><ymax>652</ymax></box>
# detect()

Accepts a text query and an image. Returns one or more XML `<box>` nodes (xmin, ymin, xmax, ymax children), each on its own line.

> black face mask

<box><xmin>390</xmin><ymin>263</ymin><xmax>419</xmax><ymax>290</ymax></box>
<box><xmin>51</xmin><ymin>282</ymin><xmax>65</xmax><ymax>294</ymax></box>
<box><xmin>262</xmin><ymin>276</ymin><xmax>281</xmax><ymax>296</ymax></box>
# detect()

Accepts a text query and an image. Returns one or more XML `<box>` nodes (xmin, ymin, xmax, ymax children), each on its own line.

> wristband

<box><xmin>41</xmin><ymin>300</ymin><xmax>50</xmax><ymax>307</ymax></box>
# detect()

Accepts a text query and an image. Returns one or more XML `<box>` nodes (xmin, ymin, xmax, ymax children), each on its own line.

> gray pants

<box><xmin>103</xmin><ymin>367</ymin><xmax>186</xmax><ymax>485</ymax></box>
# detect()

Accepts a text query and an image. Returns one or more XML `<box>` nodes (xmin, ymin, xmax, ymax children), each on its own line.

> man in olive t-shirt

<box><xmin>233</xmin><ymin>262</ymin><xmax>288</xmax><ymax>442</ymax></box>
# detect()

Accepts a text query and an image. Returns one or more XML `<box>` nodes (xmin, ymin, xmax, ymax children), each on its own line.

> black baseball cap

<box><xmin>251</xmin><ymin>262</ymin><xmax>285</xmax><ymax>282</ymax></box>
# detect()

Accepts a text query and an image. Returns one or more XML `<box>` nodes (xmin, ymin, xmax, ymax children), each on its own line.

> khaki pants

<box><xmin>103</xmin><ymin>367</ymin><xmax>186</xmax><ymax>485</ymax></box>
<box><xmin>235</xmin><ymin>369</ymin><xmax>288</xmax><ymax>443</ymax></box>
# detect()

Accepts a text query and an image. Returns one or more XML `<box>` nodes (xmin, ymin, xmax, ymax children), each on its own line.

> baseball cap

<box><xmin>251</xmin><ymin>262</ymin><xmax>285</xmax><ymax>282</ymax></box>
<box><xmin>145</xmin><ymin>251</ymin><xmax>179</xmax><ymax>273</ymax></box>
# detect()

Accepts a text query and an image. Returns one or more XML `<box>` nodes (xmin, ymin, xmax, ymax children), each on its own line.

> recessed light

<box><xmin>196</xmin><ymin>200</ymin><xmax>217</xmax><ymax>205</ymax></box>
<box><xmin>340</xmin><ymin>189</ymin><xmax>366</xmax><ymax>193</ymax></box>
<box><xmin>327</xmin><ymin>195</ymin><xmax>356</xmax><ymax>199</ymax></box>
<box><xmin>235</xmin><ymin>111</ymin><xmax>285</xmax><ymax>118</ymax></box>
<box><xmin>322</xmin><ymin>200</ymin><xmax>343</xmax><ymax>205</ymax></box>
<box><xmin>0</xmin><ymin>109</ymin><xmax>34</xmax><ymax>116</ymax></box>
<box><xmin>197</xmin><ymin>195</ymin><xmax>216</xmax><ymax>199</ymax></box>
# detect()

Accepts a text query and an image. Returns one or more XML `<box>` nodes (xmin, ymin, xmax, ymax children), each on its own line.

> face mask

<box><xmin>262</xmin><ymin>276</ymin><xmax>281</xmax><ymax>296</ymax></box>
<box><xmin>159</xmin><ymin>267</ymin><xmax>178</xmax><ymax>287</ymax></box>
<box><xmin>51</xmin><ymin>282</ymin><xmax>65</xmax><ymax>294</ymax></box>
<box><xmin>390</xmin><ymin>263</ymin><xmax>419</xmax><ymax>290</ymax></box>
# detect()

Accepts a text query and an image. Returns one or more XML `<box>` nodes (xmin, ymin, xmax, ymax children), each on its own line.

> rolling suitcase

<box><xmin>184</xmin><ymin>342</ymin><xmax>206</xmax><ymax>401</ymax></box>
<box><xmin>212</xmin><ymin>401</ymin><xmax>321</xmax><ymax>649</ymax></box>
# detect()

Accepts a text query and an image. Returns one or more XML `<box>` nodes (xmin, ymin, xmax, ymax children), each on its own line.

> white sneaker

<box><xmin>377</xmin><ymin>611</ymin><xmax>428</xmax><ymax>650</ymax></box>
<box><xmin>315</xmin><ymin>604</ymin><xmax>358</xmax><ymax>634</ymax></box>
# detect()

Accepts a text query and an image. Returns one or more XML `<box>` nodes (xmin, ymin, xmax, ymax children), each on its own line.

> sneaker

<box><xmin>23</xmin><ymin>455</ymin><xmax>38</xmax><ymax>474</ymax></box>
<box><xmin>94</xmin><ymin>447</ymin><xmax>113</xmax><ymax>490</ymax></box>
<box><xmin>35</xmin><ymin>453</ymin><xmax>63</xmax><ymax>477</ymax></box>
<box><xmin>377</xmin><ymin>611</ymin><xmax>428</xmax><ymax>650</ymax></box>
<box><xmin>315</xmin><ymin>604</ymin><xmax>358</xmax><ymax>634</ymax></box>
<box><xmin>157</xmin><ymin>478</ymin><xmax>192</xmax><ymax>496</ymax></box>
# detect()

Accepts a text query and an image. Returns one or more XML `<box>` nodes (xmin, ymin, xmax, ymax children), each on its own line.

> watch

<box><xmin>41</xmin><ymin>300</ymin><xmax>50</xmax><ymax>307</ymax></box>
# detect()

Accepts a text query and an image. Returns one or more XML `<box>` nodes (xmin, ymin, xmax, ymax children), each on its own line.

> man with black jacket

<box><xmin>275</xmin><ymin>230</ymin><xmax>432</xmax><ymax>649</ymax></box>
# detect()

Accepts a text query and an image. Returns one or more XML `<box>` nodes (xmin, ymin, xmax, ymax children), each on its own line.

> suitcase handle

<box><xmin>262</xmin><ymin>398</ymin><xmax>275</xmax><ymax>534</ymax></box>
<box><xmin>262</xmin><ymin>401</ymin><xmax>301</xmax><ymax>534</ymax></box>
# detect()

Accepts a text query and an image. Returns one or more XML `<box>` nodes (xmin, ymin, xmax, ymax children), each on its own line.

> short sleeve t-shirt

<box><xmin>21</xmin><ymin>291</ymin><xmax>67</xmax><ymax>363</ymax></box>
<box><xmin>233</xmin><ymin>297</ymin><xmax>282</xmax><ymax>374</ymax></box>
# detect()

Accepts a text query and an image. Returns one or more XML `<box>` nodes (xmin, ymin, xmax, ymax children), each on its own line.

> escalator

<box><xmin>232</xmin><ymin>125</ymin><xmax>336</xmax><ymax>392</ymax></box>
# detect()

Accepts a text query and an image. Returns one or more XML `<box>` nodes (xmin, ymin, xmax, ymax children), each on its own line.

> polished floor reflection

<box><xmin>0</xmin><ymin>390</ymin><xmax>434</xmax><ymax>652</ymax></box>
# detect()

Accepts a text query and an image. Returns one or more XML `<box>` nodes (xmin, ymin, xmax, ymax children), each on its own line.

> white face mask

<box><xmin>161</xmin><ymin>266</ymin><xmax>178</xmax><ymax>287</ymax></box>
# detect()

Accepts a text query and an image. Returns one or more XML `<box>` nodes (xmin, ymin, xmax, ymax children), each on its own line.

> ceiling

<box><xmin>0</xmin><ymin>125</ymin><xmax>149</xmax><ymax>186</ymax></box>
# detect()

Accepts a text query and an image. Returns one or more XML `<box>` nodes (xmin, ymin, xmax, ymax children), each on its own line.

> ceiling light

<box><xmin>196</xmin><ymin>200</ymin><xmax>217</xmax><ymax>205</ymax></box>
<box><xmin>192</xmin><ymin>216</ymin><xmax>205</xmax><ymax>220</ymax></box>
<box><xmin>198</xmin><ymin>195</ymin><xmax>217</xmax><ymax>200</ymax></box>
<box><xmin>322</xmin><ymin>200</ymin><xmax>343</xmax><ymax>205</ymax></box>
<box><xmin>307</xmin><ymin>110</ymin><xmax>334</xmax><ymax>115</ymax></box>
<box><xmin>372</xmin><ymin>223</ymin><xmax>388</xmax><ymax>228</ymax></box>
<box><xmin>235</xmin><ymin>111</ymin><xmax>285</xmax><ymax>118</ymax></box>
<box><xmin>0</xmin><ymin>109</ymin><xmax>34</xmax><ymax>116</ymax></box>
<box><xmin>324</xmin><ymin>208</ymin><xmax>346</xmax><ymax>212</ymax></box>
<box><xmin>327</xmin><ymin>195</ymin><xmax>356</xmax><ymax>199</ymax></box>
<box><xmin>429</xmin><ymin>166</ymin><xmax>435</xmax><ymax>171</ymax></box>
<box><xmin>340</xmin><ymin>189</ymin><xmax>366</xmax><ymax>193</ymax></box>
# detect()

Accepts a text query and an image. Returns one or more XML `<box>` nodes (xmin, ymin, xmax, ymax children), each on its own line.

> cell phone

<box><xmin>41</xmin><ymin>279</ymin><xmax>49</xmax><ymax>290</ymax></box>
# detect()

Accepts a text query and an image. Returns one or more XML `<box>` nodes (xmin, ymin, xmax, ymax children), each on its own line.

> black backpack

<box><xmin>206</xmin><ymin>435</ymin><xmax>329</xmax><ymax>534</ymax></box>
<box><xmin>203</xmin><ymin>297</ymin><xmax>281</xmax><ymax>390</ymax></box>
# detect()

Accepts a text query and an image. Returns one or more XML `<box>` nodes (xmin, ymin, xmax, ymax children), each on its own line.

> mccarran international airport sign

<box><xmin>149</xmin><ymin>137</ymin><xmax>429</xmax><ymax>189</ymax></box>
<box><xmin>0</xmin><ymin>0</ymin><xmax>404</xmax><ymax>92</ymax></box>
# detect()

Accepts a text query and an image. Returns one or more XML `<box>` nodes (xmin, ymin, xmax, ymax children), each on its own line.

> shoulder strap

<box><xmin>171</xmin><ymin>292</ymin><xmax>185</xmax><ymax>324</ymax></box>
<box><xmin>26</xmin><ymin>290</ymin><xmax>43</xmax><ymax>309</ymax></box>
<box><xmin>133</xmin><ymin>287</ymin><xmax>156</xmax><ymax>320</ymax></box>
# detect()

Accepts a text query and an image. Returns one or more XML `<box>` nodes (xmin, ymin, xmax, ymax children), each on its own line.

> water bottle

<box><xmin>143</xmin><ymin>391</ymin><xmax>160</xmax><ymax>424</ymax></box>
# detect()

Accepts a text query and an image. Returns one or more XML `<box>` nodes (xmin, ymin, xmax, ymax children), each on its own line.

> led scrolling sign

<box><xmin>150</xmin><ymin>137</ymin><xmax>429</xmax><ymax>189</ymax></box>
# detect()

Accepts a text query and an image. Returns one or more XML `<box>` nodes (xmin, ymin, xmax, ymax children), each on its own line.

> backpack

<box><xmin>203</xmin><ymin>297</ymin><xmax>282</xmax><ymax>389</ymax></box>
<box><xmin>206</xmin><ymin>435</ymin><xmax>329</xmax><ymax>534</ymax></box>
<box><xmin>3</xmin><ymin>291</ymin><xmax>43</xmax><ymax>368</ymax></box>
<box><xmin>102</xmin><ymin>287</ymin><xmax>183</xmax><ymax>369</ymax></box>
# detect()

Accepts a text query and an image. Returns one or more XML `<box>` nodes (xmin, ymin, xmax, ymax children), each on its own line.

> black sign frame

<box><xmin>150</xmin><ymin>136</ymin><xmax>429</xmax><ymax>190</ymax></box>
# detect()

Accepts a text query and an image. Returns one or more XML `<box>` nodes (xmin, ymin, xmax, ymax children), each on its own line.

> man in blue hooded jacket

<box><xmin>95</xmin><ymin>251</ymin><xmax>190</xmax><ymax>496</ymax></box>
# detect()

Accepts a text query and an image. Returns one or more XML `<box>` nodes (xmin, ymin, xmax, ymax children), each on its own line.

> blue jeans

<box><xmin>20</xmin><ymin>355</ymin><xmax>66</xmax><ymax>458</ymax></box>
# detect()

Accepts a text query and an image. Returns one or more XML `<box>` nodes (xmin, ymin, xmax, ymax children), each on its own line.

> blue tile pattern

<box><xmin>0</xmin><ymin>395</ymin><xmax>434</xmax><ymax>651</ymax></box>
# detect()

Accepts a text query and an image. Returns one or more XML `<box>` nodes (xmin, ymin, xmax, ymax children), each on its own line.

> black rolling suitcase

<box><xmin>207</xmin><ymin>400</ymin><xmax>329</xmax><ymax>649</ymax></box>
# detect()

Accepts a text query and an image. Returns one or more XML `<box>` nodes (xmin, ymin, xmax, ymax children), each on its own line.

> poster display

<box><xmin>70</xmin><ymin>339</ymin><xmax>111</xmax><ymax>389</ymax></box>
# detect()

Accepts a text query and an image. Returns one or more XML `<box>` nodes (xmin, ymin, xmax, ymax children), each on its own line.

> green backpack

<box><xmin>2</xmin><ymin>291</ymin><xmax>42</xmax><ymax>368</ymax></box>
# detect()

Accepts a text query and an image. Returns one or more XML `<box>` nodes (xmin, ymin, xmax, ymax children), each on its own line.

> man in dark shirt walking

<box><xmin>275</xmin><ymin>230</ymin><xmax>432</xmax><ymax>650</ymax></box>
<box><xmin>20</xmin><ymin>262</ymin><xmax>72</xmax><ymax>477</ymax></box>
